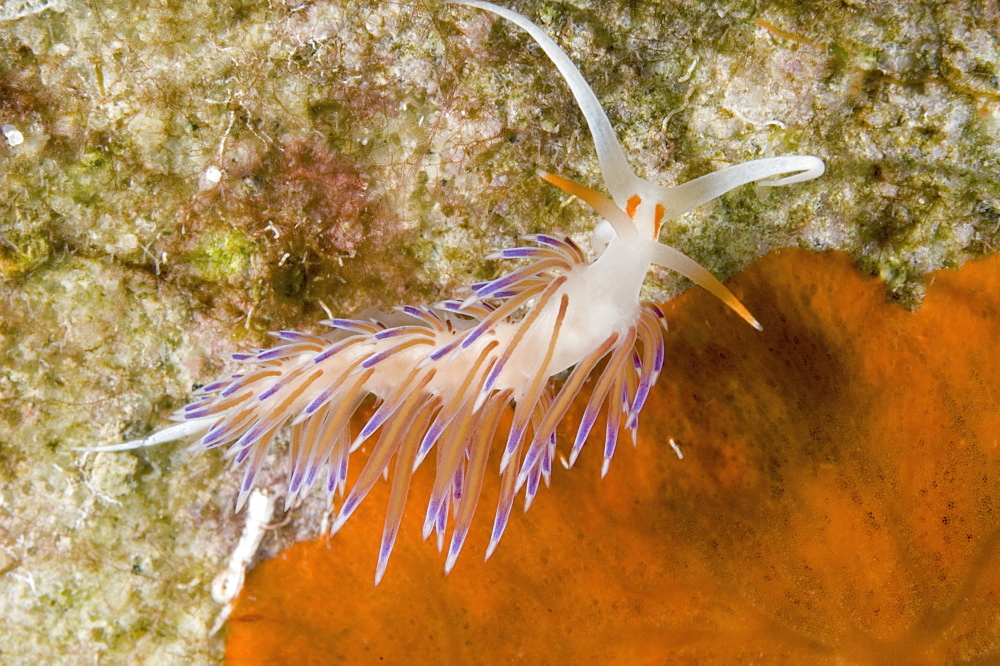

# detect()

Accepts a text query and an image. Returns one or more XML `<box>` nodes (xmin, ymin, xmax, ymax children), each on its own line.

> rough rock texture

<box><xmin>0</xmin><ymin>0</ymin><xmax>997</xmax><ymax>662</ymax></box>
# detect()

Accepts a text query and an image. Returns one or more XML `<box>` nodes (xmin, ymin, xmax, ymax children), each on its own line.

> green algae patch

<box><xmin>0</xmin><ymin>234</ymin><xmax>49</xmax><ymax>279</ymax></box>
<box><xmin>186</xmin><ymin>228</ymin><xmax>256</xmax><ymax>282</ymax></box>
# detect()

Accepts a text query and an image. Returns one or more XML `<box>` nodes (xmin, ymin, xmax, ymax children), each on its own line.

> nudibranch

<box><xmin>84</xmin><ymin>1</ymin><xmax>824</xmax><ymax>583</ymax></box>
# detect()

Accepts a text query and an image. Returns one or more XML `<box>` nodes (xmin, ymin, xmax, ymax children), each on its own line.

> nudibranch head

<box><xmin>81</xmin><ymin>2</ymin><xmax>824</xmax><ymax>584</ymax></box>
<box><xmin>457</xmin><ymin>0</ymin><xmax>824</xmax><ymax>329</ymax></box>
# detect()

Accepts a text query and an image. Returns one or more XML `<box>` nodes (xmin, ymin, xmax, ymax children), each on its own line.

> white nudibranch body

<box><xmin>83</xmin><ymin>1</ymin><xmax>825</xmax><ymax>584</ymax></box>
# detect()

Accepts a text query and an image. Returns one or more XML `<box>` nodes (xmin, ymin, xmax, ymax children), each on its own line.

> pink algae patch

<box><xmin>225</xmin><ymin>249</ymin><xmax>1000</xmax><ymax>664</ymax></box>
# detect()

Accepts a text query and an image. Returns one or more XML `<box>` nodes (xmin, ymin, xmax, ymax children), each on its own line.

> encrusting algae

<box><xmin>225</xmin><ymin>248</ymin><xmax>1000</xmax><ymax>664</ymax></box>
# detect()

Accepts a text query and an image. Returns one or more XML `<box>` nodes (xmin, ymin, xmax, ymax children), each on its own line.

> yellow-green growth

<box><xmin>187</xmin><ymin>228</ymin><xmax>256</xmax><ymax>282</ymax></box>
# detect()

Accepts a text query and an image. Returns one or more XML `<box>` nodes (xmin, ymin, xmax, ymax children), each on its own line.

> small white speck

<box><xmin>669</xmin><ymin>438</ymin><xmax>684</xmax><ymax>460</ymax></box>
<box><xmin>2</xmin><ymin>124</ymin><xmax>24</xmax><ymax>147</ymax></box>
<box><xmin>199</xmin><ymin>165</ymin><xmax>222</xmax><ymax>190</ymax></box>
<box><xmin>9</xmin><ymin>570</ymin><xmax>37</xmax><ymax>596</ymax></box>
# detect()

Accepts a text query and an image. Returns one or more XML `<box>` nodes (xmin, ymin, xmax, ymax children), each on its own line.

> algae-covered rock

<box><xmin>1</xmin><ymin>0</ymin><xmax>997</xmax><ymax>662</ymax></box>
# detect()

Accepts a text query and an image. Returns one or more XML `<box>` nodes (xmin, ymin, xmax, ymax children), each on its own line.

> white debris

<box><xmin>2</xmin><ymin>124</ymin><xmax>24</xmax><ymax>147</ymax></box>
<box><xmin>209</xmin><ymin>489</ymin><xmax>275</xmax><ymax>635</ymax></box>
<box><xmin>199</xmin><ymin>165</ymin><xmax>223</xmax><ymax>190</ymax></box>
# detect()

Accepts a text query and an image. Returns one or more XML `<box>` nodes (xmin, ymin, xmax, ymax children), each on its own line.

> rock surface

<box><xmin>1</xmin><ymin>0</ymin><xmax>998</xmax><ymax>661</ymax></box>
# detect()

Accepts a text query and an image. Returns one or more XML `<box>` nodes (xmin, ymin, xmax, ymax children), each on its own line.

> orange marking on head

<box><xmin>653</xmin><ymin>203</ymin><xmax>665</xmax><ymax>236</ymax></box>
<box><xmin>625</xmin><ymin>194</ymin><xmax>641</xmax><ymax>218</ymax></box>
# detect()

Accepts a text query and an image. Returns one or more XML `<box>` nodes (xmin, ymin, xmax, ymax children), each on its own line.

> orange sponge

<box><xmin>226</xmin><ymin>249</ymin><xmax>1000</xmax><ymax>664</ymax></box>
